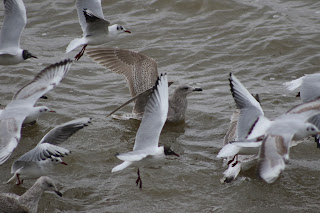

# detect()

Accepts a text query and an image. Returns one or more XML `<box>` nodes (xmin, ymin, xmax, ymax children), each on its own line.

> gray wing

<box><xmin>11</xmin><ymin>118</ymin><xmax>91</xmax><ymax>172</ymax></box>
<box><xmin>229</xmin><ymin>73</ymin><xmax>264</xmax><ymax>139</ymax></box>
<box><xmin>38</xmin><ymin>117</ymin><xmax>91</xmax><ymax>145</ymax></box>
<box><xmin>133</xmin><ymin>74</ymin><xmax>168</xmax><ymax>151</ymax></box>
<box><xmin>83</xmin><ymin>9</ymin><xmax>110</xmax><ymax>37</ymax></box>
<box><xmin>12</xmin><ymin>143</ymin><xmax>70</xmax><ymax>169</ymax></box>
<box><xmin>0</xmin><ymin>0</ymin><xmax>26</xmax><ymax>52</ymax></box>
<box><xmin>11</xmin><ymin>59</ymin><xmax>72</xmax><ymax>105</ymax></box>
<box><xmin>76</xmin><ymin>0</ymin><xmax>105</xmax><ymax>35</ymax></box>
<box><xmin>86</xmin><ymin>48</ymin><xmax>159</xmax><ymax>114</ymax></box>
<box><xmin>258</xmin><ymin>134</ymin><xmax>292</xmax><ymax>183</ymax></box>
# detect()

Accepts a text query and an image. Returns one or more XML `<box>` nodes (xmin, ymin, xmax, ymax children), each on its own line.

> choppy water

<box><xmin>0</xmin><ymin>0</ymin><xmax>320</xmax><ymax>212</ymax></box>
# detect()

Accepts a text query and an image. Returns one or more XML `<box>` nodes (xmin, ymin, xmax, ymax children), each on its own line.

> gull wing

<box><xmin>38</xmin><ymin>117</ymin><xmax>91</xmax><ymax>145</ymax></box>
<box><xmin>229</xmin><ymin>73</ymin><xmax>264</xmax><ymax>139</ymax></box>
<box><xmin>0</xmin><ymin>0</ymin><xmax>26</xmax><ymax>52</ymax></box>
<box><xmin>133</xmin><ymin>73</ymin><xmax>168</xmax><ymax>151</ymax></box>
<box><xmin>0</xmin><ymin>60</ymin><xmax>72</xmax><ymax>165</ymax></box>
<box><xmin>86</xmin><ymin>48</ymin><xmax>159</xmax><ymax>114</ymax></box>
<box><xmin>0</xmin><ymin>116</ymin><xmax>23</xmax><ymax>164</ymax></box>
<box><xmin>11</xmin><ymin>59</ymin><xmax>72</xmax><ymax>106</ymax></box>
<box><xmin>258</xmin><ymin>134</ymin><xmax>292</xmax><ymax>183</ymax></box>
<box><xmin>76</xmin><ymin>0</ymin><xmax>105</xmax><ymax>35</ymax></box>
<box><xmin>83</xmin><ymin>9</ymin><xmax>110</xmax><ymax>37</ymax></box>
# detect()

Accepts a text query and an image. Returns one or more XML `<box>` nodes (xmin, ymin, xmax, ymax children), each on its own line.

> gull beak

<box><xmin>31</xmin><ymin>55</ymin><xmax>38</xmax><ymax>59</ymax></box>
<box><xmin>124</xmin><ymin>30</ymin><xmax>131</xmax><ymax>33</ymax></box>
<box><xmin>172</xmin><ymin>151</ymin><xmax>180</xmax><ymax>157</ymax></box>
<box><xmin>49</xmin><ymin>110</ymin><xmax>56</xmax><ymax>113</ymax></box>
<box><xmin>60</xmin><ymin>162</ymin><xmax>68</xmax><ymax>166</ymax></box>
<box><xmin>193</xmin><ymin>87</ymin><xmax>202</xmax><ymax>91</ymax></box>
<box><xmin>54</xmin><ymin>190</ymin><xmax>62</xmax><ymax>197</ymax></box>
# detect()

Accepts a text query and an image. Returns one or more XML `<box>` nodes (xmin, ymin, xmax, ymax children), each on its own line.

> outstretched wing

<box><xmin>229</xmin><ymin>73</ymin><xmax>264</xmax><ymax>139</ymax></box>
<box><xmin>38</xmin><ymin>117</ymin><xmax>91</xmax><ymax>145</ymax></box>
<box><xmin>258</xmin><ymin>134</ymin><xmax>292</xmax><ymax>183</ymax></box>
<box><xmin>11</xmin><ymin>59</ymin><xmax>73</xmax><ymax>106</ymax></box>
<box><xmin>76</xmin><ymin>0</ymin><xmax>105</xmax><ymax>35</ymax></box>
<box><xmin>0</xmin><ymin>0</ymin><xmax>26</xmax><ymax>52</ymax></box>
<box><xmin>133</xmin><ymin>73</ymin><xmax>168</xmax><ymax>151</ymax></box>
<box><xmin>86</xmin><ymin>48</ymin><xmax>159</xmax><ymax>114</ymax></box>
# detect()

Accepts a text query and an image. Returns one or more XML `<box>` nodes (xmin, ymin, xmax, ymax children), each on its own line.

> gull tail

<box><xmin>66</xmin><ymin>37</ymin><xmax>87</xmax><ymax>53</ymax></box>
<box><xmin>283</xmin><ymin>76</ymin><xmax>304</xmax><ymax>91</ymax></box>
<box><xmin>111</xmin><ymin>161</ymin><xmax>132</xmax><ymax>173</ymax></box>
<box><xmin>221</xmin><ymin>161</ymin><xmax>241</xmax><ymax>183</ymax></box>
<box><xmin>217</xmin><ymin>143</ymin><xmax>241</xmax><ymax>158</ymax></box>
<box><xmin>5</xmin><ymin>174</ymin><xmax>17</xmax><ymax>184</ymax></box>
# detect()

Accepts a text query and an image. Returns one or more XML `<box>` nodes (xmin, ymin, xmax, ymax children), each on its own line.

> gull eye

<box><xmin>120</xmin><ymin>26</ymin><xmax>123</xmax><ymax>30</ymax></box>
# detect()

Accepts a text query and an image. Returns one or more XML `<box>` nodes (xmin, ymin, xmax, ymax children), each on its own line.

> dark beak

<box><xmin>60</xmin><ymin>162</ymin><xmax>68</xmax><ymax>166</ymax></box>
<box><xmin>31</xmin><ymin>55</ymin><xmax>38</xmax><ymax>59</ymax></box>
<box><xmin>54</xmin><ymin>190</ymin><xmax>62</xmax><ymax>197</ymax></box>
<box><xmin>193</xmin><ymin>87</ymin><xmax>202</xmax><ymax>91</ymax></box>
<box><xmin>124</xmin><ymin>30</ymin><xmax>131</xmax><ymax>33</ymax></box>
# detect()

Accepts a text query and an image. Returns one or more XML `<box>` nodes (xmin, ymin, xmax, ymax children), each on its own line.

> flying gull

<box><xmin>0</xmin><ymin>59</ymin><xmax>73</xmax><ymax>165</ymax></box>
<box><xmin>219</xmin><ymin>73</ymin><xmax>263</xmax><ymax>183</ymax></box>
<box><xmin>111</xmin><ymin>73</ymin><xmax>179</xmax><ymax>189</ymax></box>
<box><xmin>66</xmin><ymin>0</ymin><xmax>131</xmax><ymax>60</ymax></box>
<box><xmin>86</xmin><ymin>47</ymin><xmax>202</xmax><ymax>122</ymax></box>
<box><xmin>0</xmin><ymin>0</ymin><xmax>37</xmax><ymax>65</ymax></box>
<box><xmin>0</xmin><ymin>176</ymin><xmax>61</xmax><ymax>213</ymax></box>
<box><xmin>284</xmin><ymin>73</ymin><xmax>320</xmax><ymax>146</ymax></box>
<box><xmin>7</xmin><ymin>118</ymin><xmax>91</xmax><ymax>185</ymax></box>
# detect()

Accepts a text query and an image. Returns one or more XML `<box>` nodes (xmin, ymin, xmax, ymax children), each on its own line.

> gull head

<box><xmin>36</xmin><ymin>106</ymin><xmax>55</xmax><ymax>113</ymax></box>
<box><xmin>174</xmin><ymin>84</ymin><xmax>203</xmax><ymax>97</ymax></box>
<box><xmin>109</xmin><ymin>24</ymin><xmax>131</xmax><ymax>36</ymax></box>
<box><xmin>22</xmin><ymin>50</ymin><xmax>37</xmax><ymax>60</ymax></box>
<box><xmin>37</xmin><ymin>176</ymin><xmax>62</xmax><ymax>197</ymax></box>
<box><xmin>51</xmin><ymin>156</ymin><xmax>67</xmax><ymax>166</ymax></box>
<box><xmin>164</xmin><ymin>146</ymin><xmax>180</xmax><ymax>157</ymax></box>
<box><xmin>305</xmin><ymin>123</ymin><xmax>320</xmax><ymax>136</ymax></box>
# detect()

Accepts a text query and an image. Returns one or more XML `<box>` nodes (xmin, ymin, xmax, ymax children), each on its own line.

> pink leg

<box><xmin>74</xmin><ymin>45</ymin><xmax>87</xmax><ymax>61</ymax></box>
<box><xmin>16</xmin><ymin>174</ymin><xmax>23</xmax><ymax>185</ymax></box>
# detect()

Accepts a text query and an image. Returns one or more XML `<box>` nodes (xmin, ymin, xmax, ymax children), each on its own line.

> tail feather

<box><xmin>66</xmin><ymin>38</ymin><xmax>87</xmax><ymax>53</ymax></box>
<box><xmin>6</xmin><ymin>174</ymin><xmax>17</xmax><ymax>184</ymax></box>
<box><xmin>111</xmin><ymin>161</ymin><xmax>132</xmax><ymax>173</ymax></box>
<box><xmin>217</xmin><ymin>143</ymin><xmax>240</xmax><ymax>158</ymax></box>
<box><xmin>283</xmin><ymin>76</ymin><xmax>304</xmax><ymax>91</ymax></box>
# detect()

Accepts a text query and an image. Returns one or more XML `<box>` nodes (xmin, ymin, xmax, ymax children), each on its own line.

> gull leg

<box><xmin>232</xmin><ymin>155</ymin><xmax>239</xmax><ymax>167</ymax></box>
<box><xmin>16</xmin><ymin>174</ymin><xmax>22</xmax><ymax>185</ymax></box>
<box><xmin>227</xmin><ymin>155</ymin><xmax>237</xmax><ymax>165</ymax></box>
<box><xmin>136</xmin><ymin>168</ymin><xmax>142</xmax><ymax>189</ymax></box>
<box><xmin>74</xmin><ymin>45</ymin><xmax>87</xmax><ymax>61</ymax></box>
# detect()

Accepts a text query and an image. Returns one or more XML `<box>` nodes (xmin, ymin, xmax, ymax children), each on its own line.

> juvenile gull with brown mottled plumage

<box><xmin>86</xmin><ymin>47</ymin><xmax>202</xmax><ymax>122</ymax></box>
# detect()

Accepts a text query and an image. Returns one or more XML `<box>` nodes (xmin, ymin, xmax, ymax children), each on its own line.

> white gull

<box><xmin>0</xmin><ymin>59</ymin><xmax>73</xmax><ymax>165</ymax></box>
<box><xmin>111</xmin><ymin>73</ymin><xmax>179</xmax><ymax>189</ymax></box>
<box><xmin>0</xmin><ymin>0</ymin><xmax>37</xmax><ymax>65</ymax></box>
<box><xmin>66</xmin><ymin>0</ymin><xmax>131</xmax><ymax>60</ymax></box>
<box><xmin>7</xmin><ymin>118</ymin><xmax>91</xmax><ymax>185</ymax></box>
